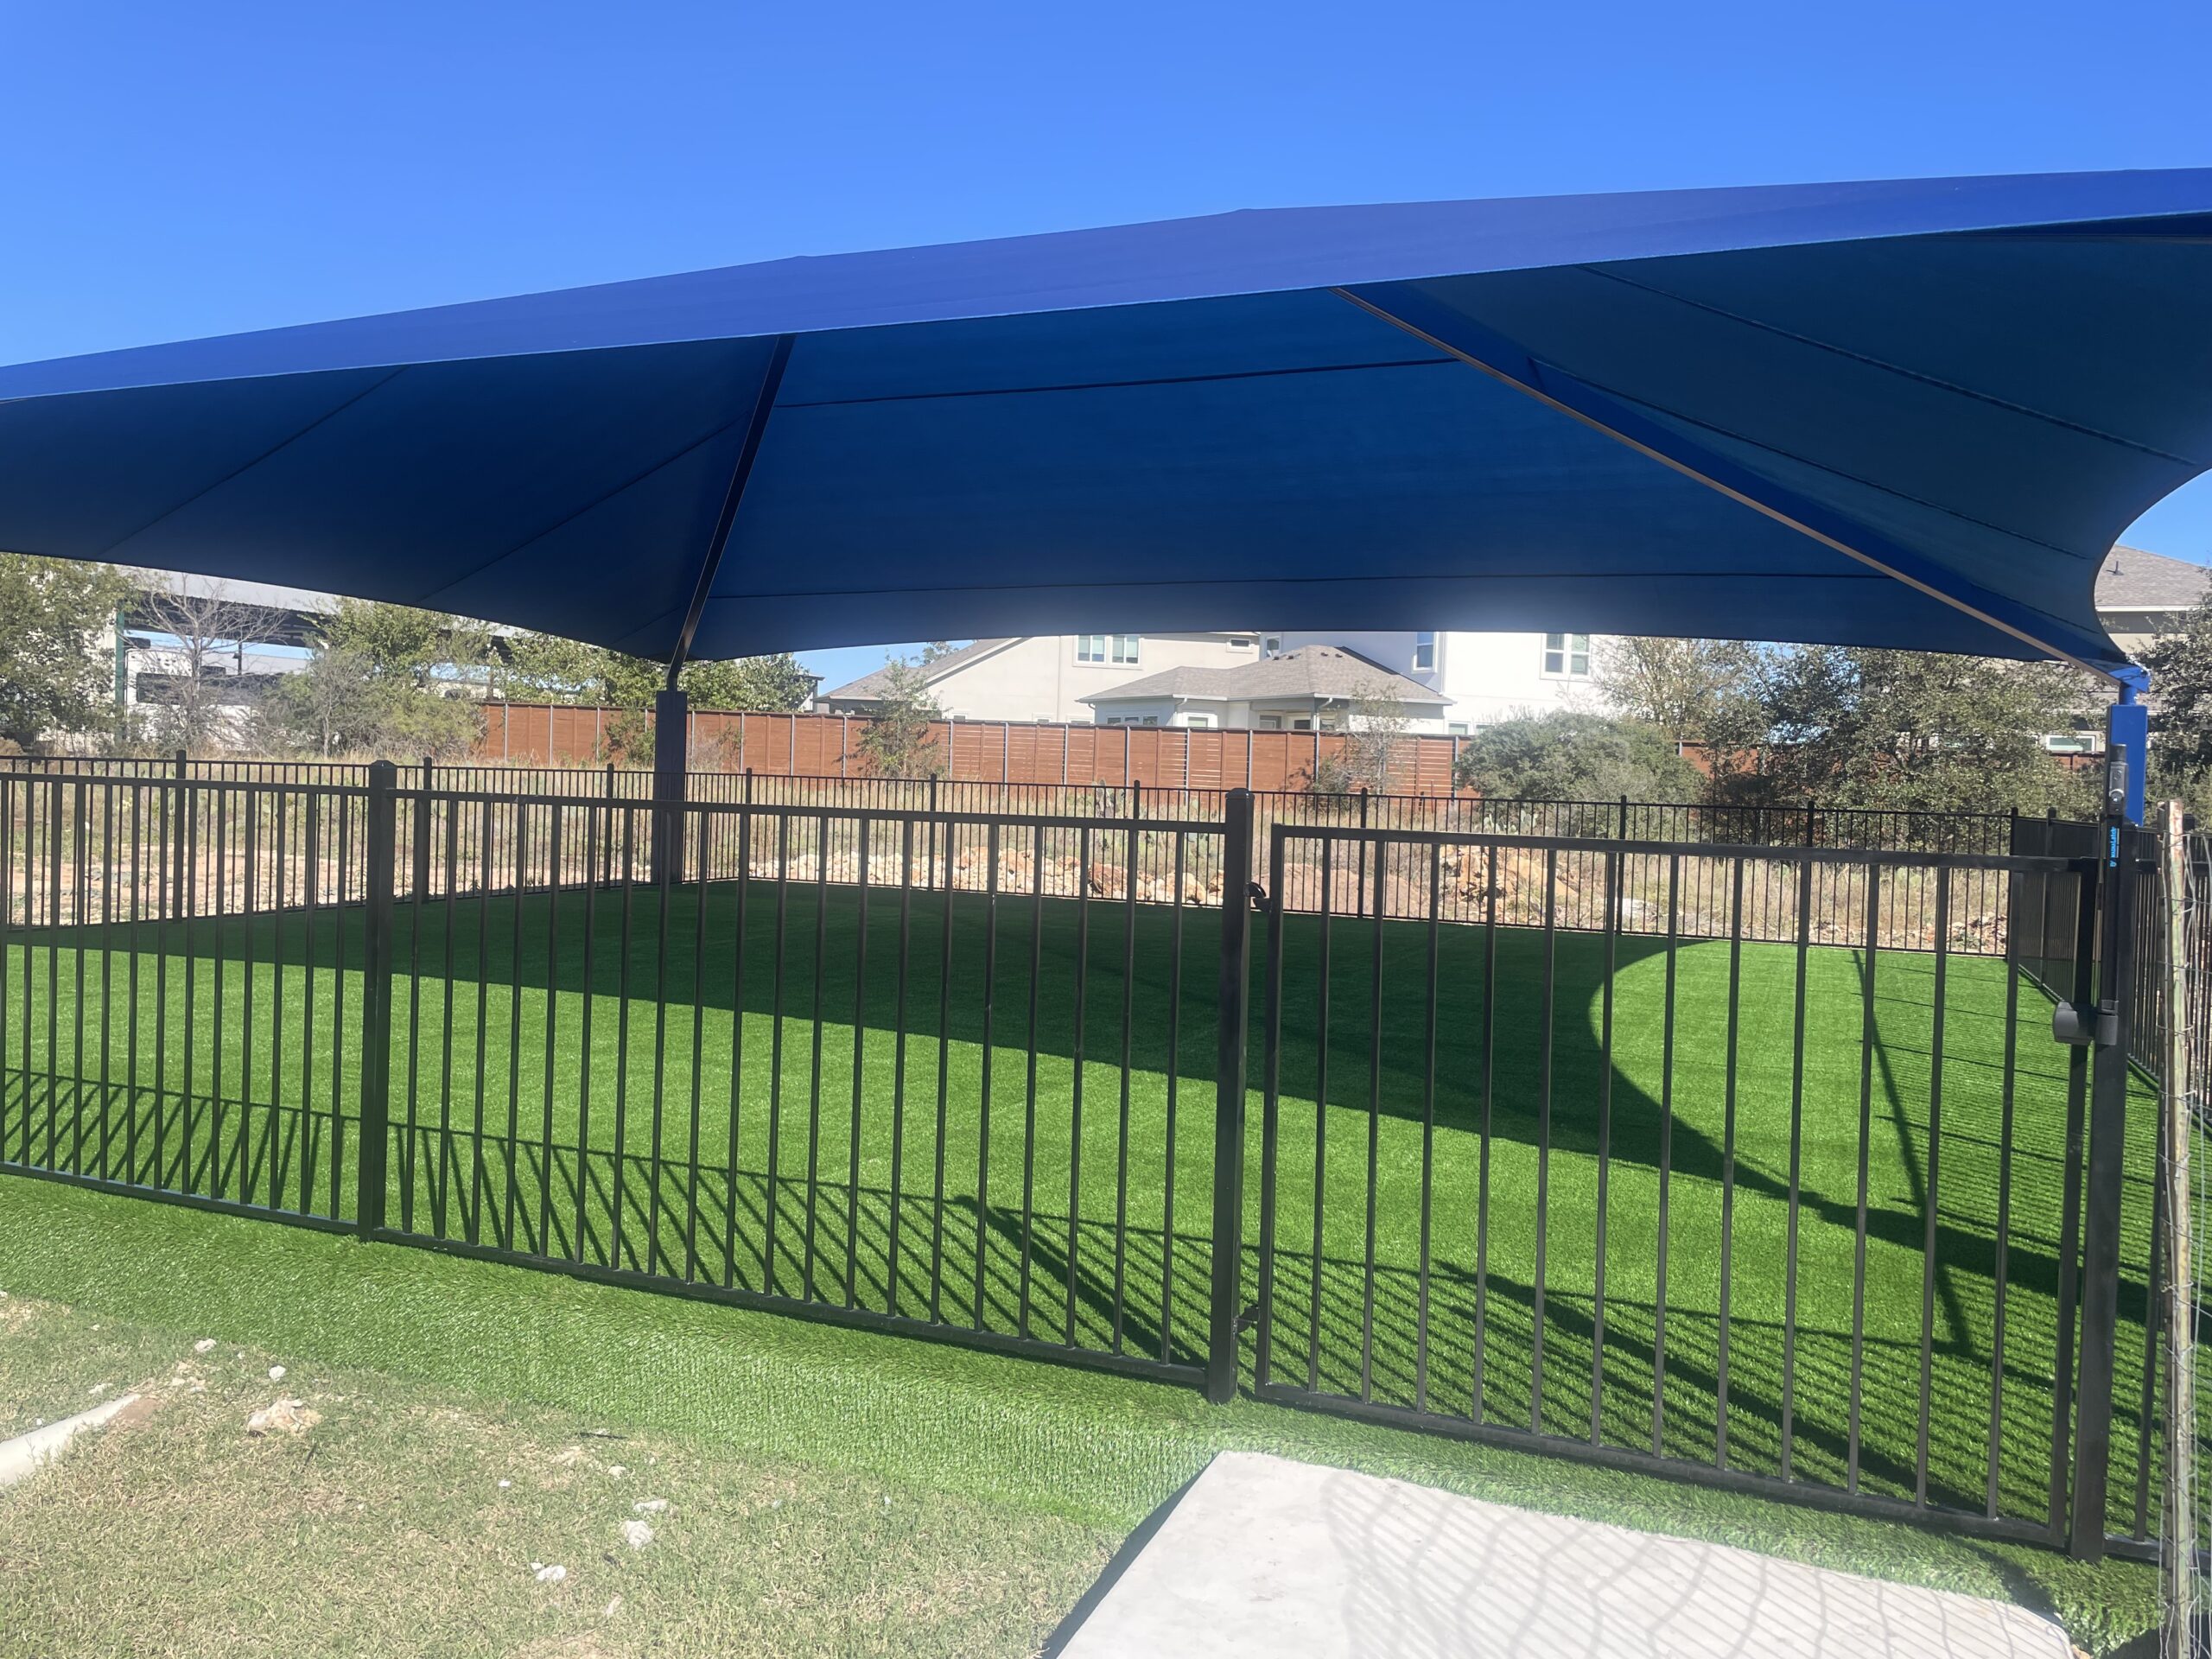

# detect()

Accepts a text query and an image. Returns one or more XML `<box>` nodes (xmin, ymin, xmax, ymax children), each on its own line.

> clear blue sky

<box><xmin>3</xmin><ymin>0</ymin><xmax>2207</xmax><ymax>690</ymax></box>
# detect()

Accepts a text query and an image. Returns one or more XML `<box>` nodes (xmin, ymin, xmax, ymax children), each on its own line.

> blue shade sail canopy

<box><xmin>3</xmin><ymin>168</ymin><xmax>2210</xmax><ymax>674</ymax></box>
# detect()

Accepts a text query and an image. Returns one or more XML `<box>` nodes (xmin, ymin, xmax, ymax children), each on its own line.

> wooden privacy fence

<box><xmin>478</xmin><ymin>702</ymin><xmax>1470</xmax><ymax>793</ymax></box>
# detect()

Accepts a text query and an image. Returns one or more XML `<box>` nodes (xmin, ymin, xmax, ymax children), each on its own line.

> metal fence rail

<box><xmin>3</xmin><ymin>753</ymin><xmax>2016</xmax><ymax>849</ymax></box>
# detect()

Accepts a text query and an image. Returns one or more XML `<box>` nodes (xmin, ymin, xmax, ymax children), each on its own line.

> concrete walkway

<box><xmin>1057</xmin><ymin>1453</ymin><xmax>2070</xmax><ymax>1659</ymax></box>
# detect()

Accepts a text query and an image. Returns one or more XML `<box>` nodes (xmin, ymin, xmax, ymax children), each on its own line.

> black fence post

<box><xmin>1618</xmin><ymin>793</ymin><xmax>1630</xmax><ymax>840</ymax></box>
<box><xmin>652</xmin><ymin>686</ymin><xmax>688</xmax><ymax>886</ymax></box>
<box><xmin>1207</xmin><ymin>788</ymin><xmax>1255</xmax><ymax>1403</ymax></box>
<box><xmin>1357</xmin><ymin>785</ymin><xmax>1370</xmax><ymax>918</ymax></box>
<box><xmin>410</xmin><ymin>762</ymin><xmax>433</xmax><ymax>908</ymax></box>
<box><xmin>602</xmin><ymin>760</ymin><xmax>619</xmax><ymax>887</ymax></box>
<box><xmin>2070</xmin><ymin>760</ymin><xmax>2140</xmax><ymax>1559</ymax></box>
<box><xmin>1803</xmin><ymin>796</ymin><xmax>1817</xmax><ymax>847</ymax></box>
<box><xmin>927</xmin><ymin>774</ymin><xmax>940</xmax><ymax>892</ymax></box>
<box><xmin>357</xmin><ymin>760</ymin><xmax>397</xmax><ymax>1236</ymax></box>
<box><xmin>168</xmin><ymin>747</ymin><xmax>188</xmax><ymax>918</ymax></box>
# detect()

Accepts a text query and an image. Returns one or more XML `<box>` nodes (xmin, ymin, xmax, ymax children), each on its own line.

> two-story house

<box><xmin>816</xmin><ymin>632</ymin><xmax>1267</xmax><ymax>724</ymax></box>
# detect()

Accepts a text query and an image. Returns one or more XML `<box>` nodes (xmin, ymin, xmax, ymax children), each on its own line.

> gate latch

<box><xmin>2052</xmin><ymin>1001</ymin><xmax>2117</xmax><ymax>1047</ymax></box>
<box><xmin>1247</xmin><ymin>880</ymin><xmax>1268</xmax><ymax>912</ymax></box>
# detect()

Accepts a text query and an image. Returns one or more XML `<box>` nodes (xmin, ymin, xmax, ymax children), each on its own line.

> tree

<box><xmin>134</xmin><ymin>582</ymin><xmax>266</xmax><ymax>752</ymax></box>
<box><xmin>256</xmin><ymin>646</ymin><xmax>378</xmax><ymax>758</ymax></box>
<box><xmin>1310</xmin><ymin>681</ymin><xmax>1412</xmax><ymax>794</ymax></box>
<box><xmin>256</xmin><ymin>644</ymin><xmax>482</xmax><ymax>760</ymax></box>
<box><xmin>681</xmin><ymin>654</ymin><xmax>815</xmax><ymax>712</ymax></box>
<box><xmin>0</xmin><ymin>553</ymin><xmax>131</xmax><ymax>749</ymax></box>
<box><xmin>1452</xmin><ymin>711</ymin><xmax>1705</xmax><ymax>802</ymax></box>
<box><xmin>854</xmin><ymin>658</ymin><xmax>944</xmax><ymax>778</ymax></box>
<box><xmin>508</xmin><ymin>639</ymin><xmax>815</xmax><ymax>715</ymax></box>
<box><xmin>1740</xmin><ymin>645</ymin><xmax>2097</xmax><ymax>817</ymax></box>
<box><xmin>321</xmin><ymin>597</ymin><xmax>487</xmax><ymax>688</ymax></box>
<box><xmin>1592</xmin><ymin>636</ymin><xmax>1769</xmax><ymax>766</ymax></box>
<box><xmin>2143</xmin><ymin>593</ymin><xmax>2212</xmax><ymax>800</ymax></box>
<box><xmin>255</xmin><ymin>596</ymin><xmax>486</xmax><ymax>760</ymax></box>
<box><xmin>493</xmin><ymin>630</ymin><xmax>604</xmax><ymax>703</ymax></box>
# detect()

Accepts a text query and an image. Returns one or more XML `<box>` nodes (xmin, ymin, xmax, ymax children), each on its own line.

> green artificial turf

<box><xmin>0</xmin><ymin>1177</ymin><xmax>2164</xmax><ymax>1656</ymax></box>
<box><xmin>0</xmin><ymin>875</ymin><xmax>2185</xmax><ymax>1550</ymax></box>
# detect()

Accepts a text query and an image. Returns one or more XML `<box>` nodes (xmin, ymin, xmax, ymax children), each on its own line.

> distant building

<box><xmin>820</xmin><ymin>628</ymin><xmax>1609</xmax><ymax>730</ymax></box>
<box><xmin>1264</xmin><ymin>630</ymin><xmax>1602</xmax><ymax>734</ymax></box>
<box><xmin>2095</xmin><ymin>543</ymin><xmax>2209</xmax><ymax>659</ymax></box>
<box><xmin>817</xmin><ymin>633</ymin><xmax>1268</xmax><ymax>724</ymax></box>
<box><xmin>1080</xmin><ymin>644</ymin><xmax>1448</xmax><ymax>731</ymax></box>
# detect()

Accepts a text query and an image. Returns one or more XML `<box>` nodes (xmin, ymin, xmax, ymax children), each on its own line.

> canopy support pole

<box><xmin>656</xmin><ymin>334</ymin><xmax>795</xmax><ymax>884</ymax></box>
<box><xmin>1332</xmin><ymin>283</ymin><xmax>2122</xmax><ymax>683</ymax></box>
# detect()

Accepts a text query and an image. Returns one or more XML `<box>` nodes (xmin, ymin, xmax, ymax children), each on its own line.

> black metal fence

<box><xmin>2</xmin><ymin>753</ymin><xmax>2017</xmax><ymax>849</ymax></box>
<box><xmin>0</xmin><ymin>766</ymin><xmax>2177</xmax><ymax>1562</ymax></box>
<box><xmin>1246</xmin><ymin>819</ymin><xmax>2176</xmax><ymax>1559</ymax></box>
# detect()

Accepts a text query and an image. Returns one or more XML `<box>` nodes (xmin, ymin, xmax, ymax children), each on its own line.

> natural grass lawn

<box><xmin>0</xmin><ymin>1291</ymin><xmax>1108</xmax><ymax>1658</ymax></box>
<box><xmin>0</xmin><ymin>1184</ymin><xmax>2164</xmax><ymax>1656</ymax></box>
<box><xmin>0</xmin><ymin>882</ymin><xmax>2184</xmax><ymax>1605</ymax></box>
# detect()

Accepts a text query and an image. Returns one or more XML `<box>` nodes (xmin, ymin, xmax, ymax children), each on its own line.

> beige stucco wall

<box><xmin>1272</xmin><ymin>630</ymin><xmax>1609</xmax><ymax>731</ymax></box>
<box><xmin>925</xmin><ymin>633</ymin><xmax>1261</xmax><ymax>723</ymax></box>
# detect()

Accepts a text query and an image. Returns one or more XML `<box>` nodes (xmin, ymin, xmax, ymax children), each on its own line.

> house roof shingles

<box><xmin>2097</xmin><ymin>544</ymin><xmax>2212</xmax><ymax>614</ymax></box>
<box><xmin>1083</xmin><ymin>645</ymin><xmax>1447</xmax><ymax>709</ymax></box>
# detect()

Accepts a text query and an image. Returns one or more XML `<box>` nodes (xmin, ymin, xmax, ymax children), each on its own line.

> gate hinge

<box><xmin>1234</xmin><ymin>1303</ymin><xmax>1262</xmax><ymax>1334</ymax></box>
<box><xmin>2051</xmin><ymin>1001</ymin><xmax>2118</xmax><ymax>1047</ymax></box>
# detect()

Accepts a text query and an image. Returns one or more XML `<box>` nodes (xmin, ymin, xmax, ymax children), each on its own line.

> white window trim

<box><xmin>1540</xmin><ymin>632</ymin><xmax>1592</xmax><ymax>680</ymax></box>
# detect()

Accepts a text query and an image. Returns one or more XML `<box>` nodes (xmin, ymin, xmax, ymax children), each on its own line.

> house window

<box><xmin>1541</xmin><ymin>632</ymin><xmax>1592</xmax><ymax>677</ymax></box>
<box><xmin>1447</xmin><ymin>722</ymin><xmax>1471</xmax><ymax>736</ymax></box>
<box><xmin>1078</xmin><ymin>634</ymin><xmax>1141</xmax><ymax>664</ymax></box>
<box><xmin>1183</xmin><ymin>713</ymin><xmax>1217</xmax><ymax>728</ymax></box>
<box><xmin>1262</xmin><ymin>635</ymin><xmax>1283</xmax><ymax>658</ymax></box>
<box><xmin>1258</xmin><ymin>715</ymin><xmax>1283</xmax><ymax>731</ymax></box>
<box><xmin>1228</xmin><ymin>637</ymin><xmax>1255</xmax><ymax>651</ymax></box>
<box><xmin>1291</xmin><ymin>717</ymin><xmax>1313</xmax><ymax>732</ymax></box>
<box><xmin>1413</xmin><ymin>632</ymin><xmax>1436</xmax><ymax>672</ymax></box>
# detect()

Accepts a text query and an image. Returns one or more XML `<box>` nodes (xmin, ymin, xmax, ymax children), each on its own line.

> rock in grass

<box><xmin>245</xmin><ymin>1399</ymin><xmax>321</xmax><ymax>1438</ymax></box>
<box><xmin>193</xmin><ymin>1338</ymin><xmax>215</xmax><ymax>1354</ymax></box>
<box><xmin>534</xmin><ymin>1564</ymin><xmax>567</xmax><ymax>1584</ymax></box>
<box><xmin>632</xmin><ymin>1498</ymin><xmax>667</xmax><ymax>1514</ymax></box>
<box><xmin>620</xmin><ymin>1519</ymin><xmax>654</xmax><ymax>1550</ymax></box>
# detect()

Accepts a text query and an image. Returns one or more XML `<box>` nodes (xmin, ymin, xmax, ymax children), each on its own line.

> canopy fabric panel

<box><xmin>3</xmin><ymin>168</ymin><xmax>2209</xmax><ymax>671</ymax></box>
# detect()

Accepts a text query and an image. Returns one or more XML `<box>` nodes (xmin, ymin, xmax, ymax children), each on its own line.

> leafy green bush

<box><xmin>1452</xmin><ymin>711</ymin><xmax>1703</xmax><ymax>802</ymax></box>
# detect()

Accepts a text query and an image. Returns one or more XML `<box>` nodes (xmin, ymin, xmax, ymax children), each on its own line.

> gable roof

<box><xmin>821</xmin><ymin>638</ymin><xmax>1014</xmax><ymax>702</ymax></box>
<box><xmin>2097</xmin><ymin>543</ymin><xmax>2212</xmax><ymax>614</ymax></box>
<box><xmin>1083</xmin><ymin>645</ymin><xmax>1448</xmax><ymax>708</ymax></box>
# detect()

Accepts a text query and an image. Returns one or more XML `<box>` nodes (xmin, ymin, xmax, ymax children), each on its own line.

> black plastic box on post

<box><xmin>653</xmin><ymin>686</ymin><xmax>688</xmax><ymax>887</ymax></box>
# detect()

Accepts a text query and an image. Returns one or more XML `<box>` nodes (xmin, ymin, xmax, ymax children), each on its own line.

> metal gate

<box><xmin>1249</xmin><ymin>821</ymin><xmax>2158</xmax><ymax>1554</ymax></box>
